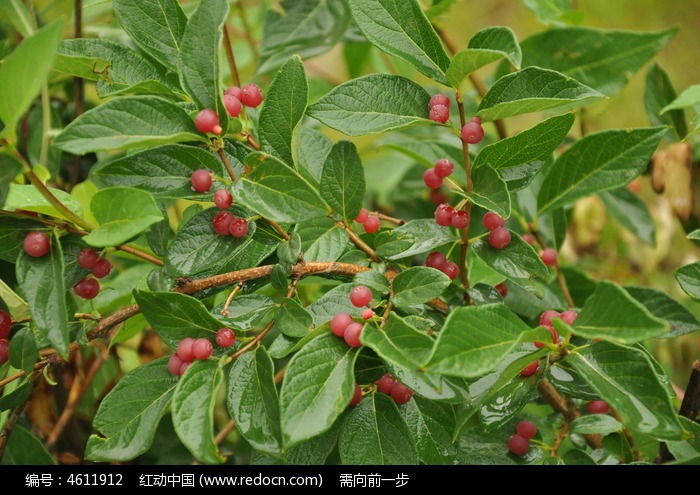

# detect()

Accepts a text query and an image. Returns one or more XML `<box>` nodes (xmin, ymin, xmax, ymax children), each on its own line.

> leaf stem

<box><xmin>216</xmin><ymin>147</ymin><xmax>238</xmax><ymax>182</ymax></box>
<box><xmin>114</xmin><ymin>244</ymin><xmax>164</xmax><ymax>266</ymax></box>
<box><xmin>456</xmin><ymin>96</ymin><xmax>472</xmax><ymax>294</ymax></box>
<box><xmin>222</xmin><ymin>24</ymin><xmax>241</xmax><ymax>88</ymax></box>
<box><xmin>241</xmin><ymin>131</ymin><xmax>261</xmax><ymax>150</ymax></box>
<box><xmin>266</xmin><ymin>218</ymin><xmax>291</xmax><ymax>241</ymax></box>
<box><xmin>25</xmin><ymin>170</ymin><xmax>94</xmax><ymax>230</ymax></box>
<box><xmin>337</xmin><ymin>221</ymin><xmax>380</xmax><ymax>262</ymax></box>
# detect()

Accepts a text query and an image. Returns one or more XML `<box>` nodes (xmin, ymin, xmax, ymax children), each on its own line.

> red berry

<box><xmin>229</xmin><ymin>217</ymin><xmax>249</xmax><ymax>238</ymax></box>
<box><xmin>520</xmin><ymin>361</ymin><xmax>538</xmax><ymax>377</ymax></box>
<box><xmin>429</xmin><ymin>189</ymin><xmax>447</xmax><ymax>205</ymax></box>
<box><xmin>0</xmin><ymin>339</ymin><xmax>8</xmax><ymax>365</ymax></box>
<box><xmin>363</xmin><ymin>215</ymin><xmax>381</xmax><ymax>234</ymax></box>
<box><xmin>362</xmin><ymin>309</ymin><xmax>374</xmax><ymax>320</ymax></box>
<box><xmin>495</xmin><ymin>283</ymin><xmax>507</xmax><ymax>298</ymax></box>
<box><xmin>539</xmin><ymin>310</ymin><xmax>560</xmax><ymax>327</ymax></box>
<box><xmin>349</xmin><ymin>384</ymin><xmax>363</xmax><ymax>406</ymax></box>
<box><xmin>560</xmin><ymin>310</ymin><xmax>578</xmax><ymax>325</ymax></box>
<box><xmin>212</xmin><ymin>211</ymin><xmax>234</xmax><ymax>236</ymax></box>
<box><xmin>191</xmin><ymin>169</ymin><xmax>213</xmax><ymax>193</ymax></box>
<box><xmin>240</xmin><ymin>83</ymin><xmax>264</xmax><ymax>108</ymax></box>
<box><xmin>390</xmin><ymin>381</ymin><xmax>413</xmax><ymax>405</ymax></box>
<box><xmin>213</xmin><ymin>189</ymin><xmax>233</xmax><ymax>209</ymax></box>
<box><xmin>355</xmin><ymin>208</ymin><xmax>369</xmax><ymax>223</ymax></box>
<box><xmin>343</xmin><ymin>322</ymin><xmax>364</xmax><ymax>348</ymax></box>
<box><xmin>192</xmin><ymin>338</ymin><xmax>213</xmax><ymax>360</ymax></box>
<box><xmin>434</xmin><ymin>159</ymin><xmax>454</xmax><ymax>178</ymax></box>
<box><xmin>540</xmin><ymin>248</ymin><xmax>557</xmax><ymax>266</ymax></box>
<box><xmin>77</xmin><ymin>248</ymin><xmax>100</xmax><ymax>269</ymax></box>
<box><xmin>179</xmin><ymin>361</ymin><xmax>191</xmax><ymax>375</ymax></box>
<box><xmin>423</xmin><ymin>168</ymin><xmax>443</xmax><ymax>189</ymax></box>
<box><xmin>434</xmin><ymin>203</ymin><xmax>454</xmax><ymax>227</ymax></box>
<box><xmin>483</xmin><ymin>212</ymin><xmax>505</xmax><ymax>230</ymax></box>
<box><xmin>91</xmin><ymin>258</ymin><xmax>112</xmax><ymax>279</ymax></box>
<box><xmin>516</xmin><ymin>420</ymin><xmax>538</xmax><ymax>440</ymax></box>
<box><xmin>168</xmin><ymin>354</ymin><xmax>185</xmax><ymax>376</ymax></box>
<box><xmin>194</xmin><ymin>108</ymin><xmax>222</xmax><ymax>135</ymax></box>
<box><xmin>461</xmin><ymin>121</ymin><xmax>484</xmax><ymax>144</ymax></box>
<box><xmin>376</xmin><ymin>373</ymin><xmax>396</xmax><ymax>394</ymax></box>
<box><xmin>522</xmin><ymin>234</ymin><xmax>535</xmax><ymax>245</ymax></box>
<box><xmin>586</xmin><ymin>400</ymin><xmax>610</xmax><ymax>415</ymax></box>
<box><xmin>176</xmin><ymin>337</ymin><xmax>196</xmax><ymax>362</ymax></box>
<box><xmin>425</xmin><ymin>251</ymin><xmax>447</xmax><ymax>270</ymax></box>
<box><xmin>429</xmin><ymin>94</ymin><xmax>450</xmax><ymax>108</ymax></box>
<box><xmin>442</xmin><ymin>261</ymin><xmax>460</xmax><ymax>280</ymax></box>
<box><xmin>23</xmin><ymin>231</ymin><xmax>50</xmax><ymax>257</ymax></box>
<box><xmin>507</xmin><ymin>434</ymin><xmax>530</xmax><ymax>456</ymax></box>
<box><xmin>488</xmin><ymin>227</ymin><xmax>511</xmax><ymax>249</ymax></box>
<box><xmin>223</xmin><ymin>94</ymin><xmax>242</xmax><ymax>117</ymax></box>
<box><xmin>225</xmin><ymin>86</ymin><xmax>242</xmax><ymax>99</ymax></box>
<box><xmin>451</xmin><ymin>210</ymin><xmax>470</xmax><ymax>229</ymax></box>
<box><xmin>535</xmin><ymin>326</ymin><xmax>559</xmax><ymax>348</ymax></box>
<box><xmin>0</xmin><ymin>310</ymin><xmax>12</xmax><ymax>340</ymax></box>
<box><xmin>349</xmin><ymin>285</ymin><xmax>372</xmax><ymax>307</ymax></box>
<box><xmin>215</xmin><ymin>328</ymin><xmax>236</xmax><ymax>348</ymax></box>
<box><xmin>429</xmin><ymin>104</ymin><xmax>449</xmax><ymax>123</ymax></box>
<box><xmin>471</xmin><ymin>116</ymin><xmax>482</xmax><ymax>124</ymax></box>
<box><xmin>330</xmin><ymin>312</ymin><xmax>353</xmax><ymax>338</ymax></box>
<box><xmin>73</xmin><ymin>277</ymin><xmax>100</xmax><ymax>299</ymax></box>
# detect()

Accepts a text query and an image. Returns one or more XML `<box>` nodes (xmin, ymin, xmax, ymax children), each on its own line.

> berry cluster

<box><xmin>428</xmin><ymin>94</ymin><xmax>450</xmax><ymax>124</ymax></box>
<box><xmin>0</xmin><ymin>309</ymin><xmax>12</xmax><ymax>365</ymax></box>
<box><xmin>507</xmin><ymin>420</ymin><xmax>538</xmax><ymax>456</ymax></box>
<box><xmin>425</xmin><ymin>251</ymin><xmax>459</xmax><ymax>280</ymax></box>
<box><xmin>434</xmin><ymin>203</ymin><xmax>470</xmax><ymax>229</ymax></box>
<box><xmin>536</xmin><ymin>309</ymin><xmax>578</xmax><ymax>348</ymax></box>
<box><xmin>355</xmin><ymin>208</ymin><xmax>380</xmax><ymax>234</ymax></box>
<box><xmin>376</xmin><ymin>373</ymin><xmax>413</xmax><ymax>405</ymax></box>
<box><xmin>461</xmin><ymin>116</ymin><xmax>484</xmax><ymax>144</ymax></box>
<box><xmin>189</xmin><ymin>170</ymin><xmax>250</xmax><ymax>239</ymax></box>
<box><xmin>483</xmin><ymin>212</ymin><xmax>511</xmax><ymax>250</ymax></box>
<box><xmin>329</xmin><ymin>285</ymin><xmax>373</xmax><ymax>347</ymax></box>
<box><xmin>73</xmin><ymin>248</ymin><xmax>112</xmax><ymax>300</ymax></box>
<box><xmin>194</xmin><ymin>83</ymin><xmax>264</xmax><ymax>135</ymax></box>
<box><xmin>212</xmin><ymin>211</ymin><xmax>249</xmax><ymax>238</ymax></box>
<box><xmin>423</xmin><ymin>158</ymin><xmax>454</xmax><ymax>189</ymax></box>
<box><xmin>168</xmin><ymin>335</ymin><xmax>218</xmax><ymax>376</ymax></box>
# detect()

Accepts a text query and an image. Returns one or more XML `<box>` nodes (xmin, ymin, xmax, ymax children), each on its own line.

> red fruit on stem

<box><xmin>425</xmin><ymin>251</ymin><xmax>447</xmax><ymax>270</ymax></box>
<box><xmin>212</xmin><ymin>211</ymin><xmax>235</xmax><ymax>236</ymax></box>
<box><xmin>507</xmin><ymin>434</ymin><xmax>530</xmax><ymax>456</ymax></box>
<box><xmin>535</xmin><ymin>326</ymin><xmax>559</xmax><ymax>348</ymax></box>
<box><xmin>429</xmin><ymin>94</ymin><xmax>450</xmax><ymax>107</ymax></box>
<box><xmin>191</xmin><ymin>169</ymin><xmax>213</xmax><ymax>193</ymax></box>
<box><xmin>355</xmin><ymin>208</ymin><xmax>369</xmax><ymax>223</ymax></box>
<box><xmin>471</xmin><ymin>116</ymin><xmax>482</xmax><ymax>124</ymax></box>
<box><xmin>213</xmin><ymin>189</ymin><xmax>233</xmax><ymax>209</ymax></box>
<box><xmin>461</xmin><ymin>121</ymin><xmax>484</xmax><ymax>144</ymax></box>
<box><xmin>194</xmin><ymin>109</ymin><xmax>222</xmax><ymax>135</ymax></box>
<box><xmin>451</xmin><ymin>210</ymin><xmax>470</xmax><ymax>229</ymax></box>
<box><xmin>522</xmin><ymin>234</ymin><xmax>535</xmax><ymax>245</ymax></box>
<box><xmin>225</xmin><ymin>86</ymin><xmax>242</xmax><ymax>99</ymax></box>
<box><xmin>0</xmin><ymin>339</ymin><xmax>9</xmax><ymax>365</ymax></box>
<box><xmin>434</xmin><ymin>159</ymin><xmax>454</xmax><ymax>178</ymax></box>
<box><xmin>540</xmin><ymin>248</ymin><xmax>557</xmax><ymax>266</ymax></box>
<box><xmin>429</xmin><ymin>104</ymin><xmax>449</xmax><ymax>123</ymax></box>
<box><xmin>179</xmin><ymin>362</ymin><xmax>191</xmax><ymax>375</ymax></box>
<box><xmin>488</xmin><ymin>227</ymin><xmax>511</xmax><ymax>249</ymax></box>
<box><xmin>442</xmin><ymin>261</ymin><xmax>460</xmax><ymax>280</ymax></box>
<box><xmin>423</xmin><ymin>168</ymin><xmax>443</xmax><ymax>189</ymax></box>
<box><xmin>77</xmin><ymin>248</ymin><xmax>100</xmax><ymax>269</ymax></box>
<box><xmin>223</xmin><ymin>94</ymin><xmax>242</xmax><ymax>117</ymax></box>
<box><xmin>215</xmin><ymin>328</ymin><xmax>236</xmax><ymax>348</ymax></box>
<box><xmin>240</xmin><ymin>83</ymin><xmax>264</xmax><ymax>108</ymax></box>
<box><xmin>343</xmin><ymin>322</ymin><xmax>364</xmax><ymax>348</ymax></box>
<box><xmin>429</xmin><ymin>189</ymin><xmax>447</xmax><ymax>205</ymax></box>
<box><xmin>539</xmin><ymin>310</ymin><xmax>560</xmax><ymax>327</ymax></box>
<box><xmin>482</xmin><ymin>212</ymin><xmax>505</xmax><ymax>230</ymax></box>
<box><xmin>0</xmin><ymin>310</ymin><xmax>12</xmax><ymax>340</ymax></box>
<box><xmin>73</xmin><ymin>278</ymin><xmax>100</xmax><ymax>299</ymax></box>
<box><xmin>363</xmin><ymin>215</ymin><xmax>381</xmax><ymax>234</ymax></box>
<box><xmin>168</xmin><ymin>354</ymin><xmax>185</xmax><ymax>376</ymax></box>
<box><xmin>376</xmin><ymin>373</ymin><xmax>396</xmax><ymax>394</ymax></box>
<box><xmin>349</xmin><ymin>384</ymin><xmax>363</xmax><ymax>406</ymax></box>
<box><xmin>520</xmin><ymin>361</ymin><xmax>538</xmax><ymax>377</ymax></box>
<box><xmin>516</xmin><ymin>421</ymin><xmax>538</xmax><ymax>440</ymax></box>
<box><xmin>496</xmin><ymin>282</ymin><xmax>508</xmax><ymax>298</ymax></box>
<box><xmin>434</xmin><ymin>203</ymin><xmax>454</xmax><ymax>227</ymax></box>
<box><xmin>390</xmin><ymin>381</ymin><xmax>413</xmax><ymax>405</ymax></box>
<box><xmin>91</xmin><ymin>258</ymin><xmax>112</xmax><ymax>279</ymax></box>
<box><xmin>229</xmin><ymin>218</ymin><xmax>250</xmax><ymax>238</ymax></box>
<box><xmin>587</xmin><ymin>400</ymin><xmax>610</xmax><ymax>415</ymax></box>
<box><xmin>192</xmin><ymin>338</ymin><xmax>214</xmax><ymax>360</ymax></box>
<box><xmin>330</xmin><ymin>312</ymin><xmax>353</xmax><ymax>338</ymax></box>
<box><xmin>177</xmin><ymin>338</ymin><xmax>196</xmax><ymax>363</ymax></box>
<box><xmin>560</xmin><ymin>310</ymin><xmax>578</xmax><ymax>325</ymax></box>
<box><xmin>23</xmin><ymin>231</ymin><xmax>50</xmax><ymax>257</ymax></box>
<box><xmin>349</xmin><ymin>285</ymin><xmax>372</xmax><ymax>307</ymax></box>
<box><xmin>362</xmin><ymin>309</ymin><xmax>374</xmax><ymax>320</ymax></box>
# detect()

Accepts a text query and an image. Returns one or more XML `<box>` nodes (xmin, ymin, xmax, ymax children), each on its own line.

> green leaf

<box><xmin>178</xmin><ymin>0</ymin><xmax>229</xmax><ymax>119</ymax></box>
<box><xmin>426</xmin><ymin>304</ymin><xmax>539</xmax><ymax>378</ymax></box>
<box><xmin>465</xmin><ymin>165</ymin><xmax>511</xmax><ymax>218</ymax></box>
<box><xmin>306</xmin><ymin>74</ymin><xmax>431</xmax><ymax>136</ymax></box>
<box><xmin>676</xmin><ymin>262</ymin><xmax>700</xmax><ymax>300</ymax></box>
<box><xmin>339</xmin><ymin>393</ymin><xmax>418</xmax><ymax>464</ymax></box>
<box><xmin>16</xmin><ymin>235</ymin><xmax>69</xmax><ymax>357</ymax></box>
<box><xmin>134</xmin><ymin>291</ymin><xmax>221</xmax><ymax>349</ymax></box>
<box><xmin>564</xmin><ymin>281</ymin><xmax>669</xmax><ymax>343</ymax></box>
<box><xmin>227</xmin><ymin>347</ymin><xmax>281</xmax><ymax>453</ymax></box>
<box><xmin>625</xmin><ymin>286</ymin><xmax>700</xmax><ymax>338</ymax></box>
<box><xmin>83</xmin><ymin>187</ymin><xmax>163</xmax><ymax>247</ymax></box>
<box><xmin>375</xmin><ymin>229</ymin><xmax>416</xmax><ymax>259</ymax></box>
<box><xmin>85</xmin><ymin>358</ymin><xmax>176</xmax><ymax>461</ymax></box>
<box><xmin>401</xmin><ymin>397</ymin><xmax>454</xmax><ymax>464</ymax></box>
<box><xmin>361</xmin><ymin>313</ymin><xmax>433</xmax><ymax>370</ymax></box>
<box><xmin>1</xmin><ymin>424</ymin><xmax>55</xmax><ymax>465</ymax></box>
<box><xmin>474</xmin><ymin>113</ymin><xmax>574</xmax><ymax>170</ymax></box>
<box><xmin>113</xmin><ymin>0</ymin><xmax>187</xmax><ymax>73</ymax></box>
<box><xmin>258</xmin><ymin>0</ymin><xmax>350</xmax><ymax>74</ymax></box>
<box><xmin>348</xmin><ymin>0</ymin><xmax>450</xmax><ymax>85</ymax></box>
<box><xmin>284</xmin><ymin>418</ymin><xmax>342</xmax><ymax>465</ymax></box>
<box><xmin>446</xmin><ymin>26</ymin><xmax>521</xmax><ymax>88</ymax></box>
<box><xmin>0</xmin><ymin>20</ymin><xmax>62</xmax><ymax>134</ymax></box>
<box><xmin>391</xmin><ymin>267</ymin><xmax>451</xmax><ymax>307</ymax></box>
<box><xmin>570</xmin><ymin>415</ymin><xmax>623</xmax><ymax>436</ymax></box>
<box><xmin>5</xmin><ymin>184</ymin><xmax>83</xmax><ymax>222</ymax></box>
<box><xmin>477</xmin><ymin>67</ymin><xmax>604</xmax><ymax>121</ymax></box>
<box><xmin>537</xmin><ymin>127</ymin><xmax>666</xmax><ymax>214</ymax></box>
<box><xmin>53</xmin><ymin>96</ymin><xmax>204</xmax><ymax>154</ymax></box>
<box><xmin>93</xmin><ymin>145</ymin><xmax>225</xmax><ymax>200</ymax></box>
<box><xmin>0</xmin><ymin>0</ymin><xmax>34</xmax><ymax>37</ymax></box>
<box><xmin>276</xmin><ymin>299</ymin><xmax>313</xmax><ymax>338</ymax></box>
<box><xmin>259</xmin><ymin>57</ymin><xmax>308</xmax><ymax>165</ymax></box>
<box><xmin>601</xmin><ymin>188</ymin><xmax>656</xmax><ymax>245</ymax></box>
<box><xmin>380</xmin><ymin>220</ymin><xmax>459</xmax><ymax>260</ymax></box>
<box><xmin>471</xmin><ymin>235</ymin><xmax>549</xmax><ymax>289</ymax></box>
<box><xmin>522</xmin><ymin>0</ymin><xmax>579</xmax><ymax>26</ymax></box>
<box><xmin>172</xmin><ymin>359</ymin><xmax>224</xmax><ymax>464</ymax></box>
<box><xmin>279</xmin><ymin>333</ymin><xmax>359</xmax><ymax>447</ymax></box>
<box><xmin>297</xmin><ymin>127</ymin><xmax>333</xmax><ymax>183</ymax></box>
<box><xmin>645</xmin><ymin>64</ymin><xmax>687</xmax><ymax>139</ymax></box>
<box><xmin>8</xmin><ymin>327</ymin><xmax>37</xmax><ymax>374</ymax></box>
<box><xmin>665</xmin><ymin>417</ymin><xmax>700</xmax><ymax>464</ymax></box>
<box><xmin>0</xmin><ymin>155</ymin><xmax>22</xmax><ymax>207</ymax></box>
<box><xmin>661</xmin><ymin>84</ymin><xmax>700</xmax><ymax>113</ymax></box>
<box><xmin>320</xmin><ymin>141</ymin><xmax>366</xmax><ymax>223</ymax></box>
<box><xmin>295</xmin><ymin>217</ymin><xmax>349</xmax><ymax>262</ymax></box>
<box><xmin>519</xmin><ymin>27</ymin><xmax>675</xmax><ymax>95</ymax></box>
<box><xmin>0</xmin><ymin>380</ymin><xmax>32</xmax><ymax>411</ymax></box>
<box><xmin>567</xmin><ymin>342</ymin><xmax>682</xmax><ymax>440</ymax></box>
<box><xmin>233</xmin><ymin>152</ymin><xmax>328</xmax><ymax>223</ymax></box>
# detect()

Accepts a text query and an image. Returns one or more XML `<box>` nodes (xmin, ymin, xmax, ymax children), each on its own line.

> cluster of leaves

<box><xmin>1</xmin><ymin>0</ymin><xmax>699</xmax><ymax>465</ymax></box>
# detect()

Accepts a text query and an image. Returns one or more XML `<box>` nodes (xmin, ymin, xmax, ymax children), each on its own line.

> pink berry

<box><xmin>516</xmin><ymin>420</ymin><xmax>538</xmax><ymax>439</ymax></box>
<box><xmin>330</xmin><ymin>312</ymin><xmax>353</xmax><ymax>338</ymax></box>
<box><xmin>363</xmin><ymin>215</ymin><xmax>381</xmax><ymax>234</ymax></box>
<box><xmin>496</xmin><ymin>283</ymin><xmax>508</xmax><ymax>298</ymax></box>
<box><xmin>225</xmin><ymin>86</ymin><xmax>242</xmax><ymax>99</ymax></box>
<box><xmin>488</xmin><ymin>227</ymin><xmax>511</xmax><ymax>249</ymax></box>
<box><xmin>540</xmin><ymin>248</ymin><xmax>557</xmax><ymax>266</ymax></box>
<box><xmin>390</xmin><ymin>381</ymin><xmax>413</xmax><ymax>405</ymax></box>
<box><xmin>434</xmin><ymin>203</ymin><xmax>454</xmax><ymax>227</ymax></box>
<box><xmin>179</xmin><ymin>361</ymin><xmax>191</xmax><ymax>375</ymax></box>
<box><xmin>429</xmin><ymin>94</ymin><xmax>450</xmax><ymax>108</ymax></box>
<box><xmin>168</xmin><ymin>353</ymin><xmax>185</xmax><ymax>376</ymax></box>
<box><xmin>215</xmin><ymin>328</ymin><xmax>236</xmax><ymax>348</ymax></box>
<box><xmin>433</xmin><ymin>159</ymin><xmax>454</xmax><ymax>178</ymax></box>
<box><xmin>520</xmin><ymin>361</ymin><xmax>538</xmax><ymax>377</ymax></box>
<box><xmin>507</xmin><ymin>434</ymin><xmax>530</xmax><ymax>456</ymax></box>
<box><xmin>240</xmin><ymin>83</ymin><xmax>264</xmax><ymax>108</ymax></box>
<box><xmin>586</xmin><ymin>400</ymin><xmax>610</xmax><ymax>415</ymax></box>
<box><xmin>91</xmin><ymin>258</ymin><xmax>112</xmax><ymax>279</ymax></box>
<box><xmin>77</xmin><ymin>248</ymin><xmax>100</xmax><ymax>269</ymax></box>
<box><xmin>343</xmin><ymin>322</ymin><xmax>364</xmax><ymax>347</ymax></box>
<box><xmin>177</xmin><ymin>338</ymin><xmax>196</xmax><ymax>362</ymax></box>
<box><xmin>212</xmin><ymin>211</ymin><xmax>235</xmax><ymax>236</ymax></box>
<box><xmin>0</xmin><ymin>339</ymin><xmax>8</xmax><ymax>365</ymax></box>
<box><xmin>425</xmin><ymin>251</ymin><xmax>447</xmax><ymax>270</ymax></box>
<box><xmin>228</xmin><ymin>217</ymin><xmax>249</xmax><ymax>238</ymax></box>
<box><xmin>192</xmin><ymin>338</ymin><xmax>213</xmax><ymax>360</ymax></box>
<box><xmin>191</xmin><ymin>169</ymin><xmax>213</xmax><ymax>193</ymax></box>
<box><xmin>471</xmin><ymin>116</ymin><xmax>482</xmax><ymax>124</ymax></box>
<box><xmin>349</xmin><ymin>285</ymin><xmax>372</xmax><ymax>308</ymax></box>
<box><xmin>535</xmin><ymin>326</ymin><xmax>559</xmax><ymax>348</ymax></box>
<box><xmin>355</xmin><ymin>208</ymin><xmax>369</xmax><ymax>223</ymax></box>
<box><xmin>194</xmin><ymin>108</ymin><xmax>222</xmax><ymax>135</ymax></box>
<box><xmin>539</xmin><ymin>310</ymin><xmax>560</xmax><ymax>327</ymax></box>
<box><xmin>461</xmin><ymin>121</ymin><xmax>484</xmax><ymax>144</ymax></box>
<box><xmin>74</xmin><ymin>277</ymin><xmax>100</xmax><ymax>299</ymax></box>
<box><xmin>349</xmin><ymin>384</ymin><xmax>363</xmax><ymax>406</ymax></box>
<box><xmin>423</xmin><ymin>168</ymin><xmax>443</xmax><ymax>189</ymax></box>
<box><xmin>442</xmin><ymin>261</ymin><xmax>460</xmax><ymax>280</ymax></box>
<box><xmin>429</xmin><ymin>104</ymin><xmax>449</xmax><ymax>124</ymax></box>
<box><xmin>560</xmin><ymin>310</ymin><xmax>578</xmax><ymax>325</ymax></box>
<box><xmin>0</xmin><ymin>310</ymin><xmax>12</xmax><ymax>340</ymax></box>
<box><xmin>429</xmin><ymin>189</ymin><xmax>447</xmax><ymax>205</ymax></box>
<box><xmin>23</xmin><ymin>231</ymin><xmax>50</xmax><ymax>258</ymax></box>
<box><xmin>213</xmin><ymin>189</ymin><xmax>233</xmax><ymax>209</ymax></box>
<box><xmin>522</xmin><ymin>234</ymin><xmax>535</xmax><ymax>245</ymax></box>
<box><xmin>451</xmin><ymin>210</ymin><xmax>470</xmax><ymax>229</ymax></box>
<box><xmin>362</xmin><ymin>309</ymin><xmax>374</xmax><ymax>320</ymax></box>
<box><xmin>376</xmin><ymin>373</ymin><xmax>396</xmax><ymax>394</ymax></box>
<box><xmin>223</xmin><ymin>94</ymin><xmax>242</xmax><ymax>117</ymax></box>
<box><xmin>482</xmin><ymin>212</ymin><xmax>505</xmax><ymax>230</ymax></box>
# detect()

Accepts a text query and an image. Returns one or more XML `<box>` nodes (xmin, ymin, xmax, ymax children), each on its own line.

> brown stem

<box><xmin>456</xmin><ymin>98</ymin><xmax>472</xmax><ymax>294</ymax></box>
<box><xmin>115</xmin><ymin>244</ymin><xmax>164</xmax><ymax>266</ymax></box>
<box><xmin>0</xmin><ymin>370</ymin><xmax>26</xmax><ymax>389</ymax></box>
<box><xmin>228</xmin><ymin>320</ymin><xmax>275</xmax><ymax>360</ymax></box>
<box><xmin>538</xmin><ymin>378</ymin><xmax>602</xmax><ymax>448</ymax></box>
<box><xmin>241</xmin><ymin>131</ymin><xmax>261</xmax><ymax>151</ymax></box>
<box><xmin>531</xmin><ymin>229</ymin><xmax>575</xmax><ymax>308</ymax></box>
<box><xmin>235</xmin><ymin>1</ymin><xmax>258</xmax><ymax>61</ymax></box>
<box><xmin>221</xmin><ymin>283</ymin><xmax>243</xmax><ymax>316</ymax></box>
<box><xmin>222</xmin><ymin>25</ymin><xmax>241</xmax><ymax>88</ymax></box>
<box><xmin>87</xmin><ymin>304</ymin><xmax>141</xmax><ymax>339</ymax></box>
<box><xmin>550</xmin><ymin>421</ymin><xmax>570</xmax><ymax>457</ymax></box>
<box><xmin>274</xmin><ymin>365</ymin><xmax>287</xmax><ymax>384</ymax></box>
<box><xmin>380</xmin><ymin>301</ymin><xmax>393</xmax><ymax>329</ymax></box>
<box><xmin>376</xmin><ymin>212</ymin><xmax>405</xmax><ymax>225</ymax></box>
<box><xmin>0</xmin><ymin>404</ymin><xmax>24</xmax><ymax>458</ymax></box>
<box><xmin>217</xmin><ymin>148</ymin><xmax>237</xmax><ymax>182</ymax></box>
<box><xmin>266</xmin><ymin>219</ymin><xmax>291</xmax><ymax>241</ymax></box>
<box><xmin>579</xmin><ymin>108</ymin><xmax>588</xmax><ymax>137</ymax></box>
<box><xmin>25</xmin><ymin>171</ymin><xmax>93</xmax><ymax>230</ymax></box>
<box><xmin>214</xmin><ymin>419</ymin><xmax>237</xmax><ymax>445</ymax></box>
<box><xmin>336</xmin><ymin>221</ymin><xmax>380</xmax><ymax>262</ymax></box>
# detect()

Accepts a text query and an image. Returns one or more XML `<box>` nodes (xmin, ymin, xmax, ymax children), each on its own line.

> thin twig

<box><xmin>538</xmin><ymin>379</ymin><xmax>602</xmax><ymax>448</ymax></box>
<box><xmin>214</xmin><ymin>419</ymin><xmax>237</xmax><ymax>445</ymax></box>
<box><xmin>0</xmin><ymin>404</ymin><xmax>24</xmax><ymax>458</ymax></box>
<box><xmin>25</xmin><ymin>171</ymin><xmax>93</xmax><ymax>230</ymax></box>
<box><xmin>274</xmin><ymin>365</ymin><xmax>287</xmax><ymax>384</ymax></box>
<box><xmin>221</xmin><ymin>283</ymin><xmax>244</xmax><ymax>316</ymax></box>
<box><xmin>0</xmin><ymin>370</ymin><xmax>26</xmax><ymax>389</ymax></box>
<box><xmin>222</xmin><ymin>25</ymin><xmax>241</xmax><ymax>88</ymax></box>
<box><xmin>336</xmin><ymin>221</ymin><xmax>380</xmax><ymax>262</ymax></box>
<box><xmin>376</xmin><ymin>212</ymin><xmax>405</xmax><ymax>225</ymax></box>
<box><xmin>115</xmin><ymin>244</ymin><xmax>164</xmax><ymax>266</ymax></box>
<box><xmin>217</xmin><ymin>148</ymin><xmax>238</xmax><ymax>182</ymax></box>
<box><xmin>456</xmin><ymin>97</ymin><xmax>472</xmax><ymax>294</ymax></box>
<box><xmin>228</xmin><ymin>320</ymin><xmax>275</xmax><ymax>360</ymax></box>
<box><xmin>531</xmin><ymin>230</ymin><xmax>575</xmax><ymax>307</ymax></box>
<box><xmin>241</xmin><ymin>131</ymin><xmax>261</xmax><ymax>151</ymax></box>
